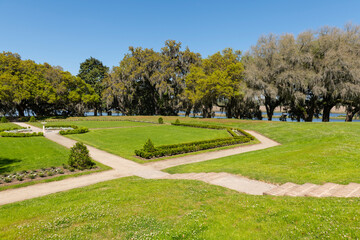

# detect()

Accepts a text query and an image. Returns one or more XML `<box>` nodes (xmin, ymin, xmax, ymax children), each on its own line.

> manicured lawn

<box><xmin>1</xmin><ymin>177</ymin><xmax>360</xmax><ymax>239</ymax></box>
<box><xmin>164</xmin><ymin>118</ymin><xmax>360</xmax><ymax>184</ymax></box>
<box><xmin>66</xmin><ymin>125</ymin><xmax>231</xmax><ymax>163</ymax></box>
<box><xmin>0</xmin><ymin>137</ymin><xmax>69</xmax><ymax>174</ymax></box>
<box><xmin>0</xmin><ymin>122</ymin><xmax>21</xmax><ymax>130</ymax></box>
<box><xmin>30</xmin><ymin>120</ymin><xmax>155</xmax><ymax>129</ymax></box>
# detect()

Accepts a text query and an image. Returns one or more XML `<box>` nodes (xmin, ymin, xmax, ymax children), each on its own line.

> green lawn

<box><xmin>66</xmin><ymin>125</ymin><xmax>231</xmax><ymax>163</ymax></box>
<box><xmin>0</xmin><ymin>122</ymin><xmax>21</xmax><ymax>130</ymax></box>
<box><xmin>30</xmin><ymin>120</ymin><xmax>155</xmax><ymax>129</ymax></box>
<box><xmin>0</xmin><ymin>137</ymin><xmax>69</xmax><ymax>174</ymax></box>
<box><xmin>164</xmin><ymin>118</ymin><xmax>360</xmax><ymax>184</ymax></box>
<box><xmin>1</xmin><ymin>177</ymin><xmax>360</xmax><ymax>239</ymax></box>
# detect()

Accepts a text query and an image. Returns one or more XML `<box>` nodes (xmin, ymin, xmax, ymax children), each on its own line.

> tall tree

<box><xmin>78</xmin><ymin>57</ymin><xmax>109</xmax><ymax>116</ymax></box>
<box><xmin>103</xmin><ymin>40</ymin><xmax>200</xmax><ymax>116</ymax></box>
<box><xmin>244</xmin><ymin>34</ymin><xmax>283</xmax><ymax>121</ymax></box>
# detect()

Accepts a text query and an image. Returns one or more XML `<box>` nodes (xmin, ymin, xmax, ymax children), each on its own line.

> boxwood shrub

<box><xmin>59</xmin><ymin>127</ymin><xmax>89</xmax><ymax>135</ymax></box>
<box><xmin>0</xmin><ymin>132</ymin><xmax>44</xmax><ymax>137</ymax></box>
<box><xmin>44</xmin><ymin>124</ymin><xmax>89</xmax><ymax>135</ymax></box>
<box><xmin>135</xmin><ymin>122</ymin><xmax>255</xmax><ymax>159</ymax></box>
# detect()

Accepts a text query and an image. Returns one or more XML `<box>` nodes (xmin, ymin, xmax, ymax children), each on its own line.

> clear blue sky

<box><xmin>1</xmin><ymin>0</ymin><xmax>359</xmax><ymax>75</ymax></box>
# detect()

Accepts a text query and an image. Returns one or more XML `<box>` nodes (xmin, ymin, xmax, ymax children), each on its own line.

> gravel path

<box><xmin>0</xmin><ymin>123</ymin><xmax>280</xmax><ymax>205</ymax></box>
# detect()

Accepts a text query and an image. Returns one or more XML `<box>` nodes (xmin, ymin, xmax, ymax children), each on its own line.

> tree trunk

<box><xmin>265</xmin><ymin>104</ymin><xmax>275</xmax><ymax>121</ymax></box>
<box><xmin>322</xmin><ymin>105</ymin><xmax>332</xmax><ymax>122</ymax></box>
<box><xmin>94</xmin><ymin>107</ymin><xmax>98</xmax><ymax>116</ymax></box>
<box><xmin>16</xmin><ymin>105</ymin><xmax>25</xmax><ymax>117</ymax></box>
<box><xmin>304</xmin><ymin>110</ymin><xmax>314</xmax><ymax>122</ymax></box>
<box><xmin>345</xmin><ymin>112</ymin><xmax>354</xmax><ymax>122</ymax></box>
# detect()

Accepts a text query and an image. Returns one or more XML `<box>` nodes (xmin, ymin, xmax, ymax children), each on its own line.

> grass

<box><xmin>1</xmin><ymin>177</ymin><xmax>360</xmax><ymax>239</ymax></box>
<box><xmin>66</xmin><ymin>125</ymin><xmax>231</xmax><ymax>163</ymax></box>
<box><xmin>0</xmin><ymin>137</ymin><xmax>70</xmax><ymax>174</ymax></box>
<box><xmin>0</xmin><ymin>122</ymin><xmax>21</xmax><ymax>130</ymax></box>
<box><xmin>29</xmin><ymin>120</ymin><xmax>155</xmax><ymax>129</ymax></box>
<box><xmin>163</xmin><ymin>118</ymin><xmax>360</xmax><ymax>184</ymax></box>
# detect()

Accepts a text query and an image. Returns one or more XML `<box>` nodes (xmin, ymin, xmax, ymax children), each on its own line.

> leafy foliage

<box><xmin>28</xmin><ymin>116</ymin><xmax>36</xmax><ymax>122</ymax></box>
<box><xmin>0</xmin><ymin>52</ymin><xmax>98</xmax><ymax>117</ymax></box>
<box><xmin>1</xmin><ymin>116</ymin><xmax>8</xmax><ymax>123</ymax></box>
<box><xmin>143</xmin><ymin>139</ymin><xmax>155</xmax><ymax>152</ymax></box>
<box><xmin>68</xmin><ymin>142</ymin><xmax>95</xmax><ymax>169</ymax></box>
<box><xmin>78</xmin><ymin>57</ymin><xmax>109</xmax><ymax>116</ymax></box>
<box><xmin>158</xmin><ymin>117</ymin><xmax>164</xmax><ymax>124</ymax></box>
<box><xmin>0</xmin><ymin>132</ymin><xmax>43</xmax><ymax>137</ymax></box>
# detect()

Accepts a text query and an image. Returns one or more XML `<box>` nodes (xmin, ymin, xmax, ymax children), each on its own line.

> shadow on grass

<box><xmin>0</xmin><ymin>157</ymin><xmax>21</xmax><ymax>174</ymax></box>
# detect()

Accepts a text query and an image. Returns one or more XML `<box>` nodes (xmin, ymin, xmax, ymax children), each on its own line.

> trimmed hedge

<box><xmin>135</xmin><ymin>122</ymin><xmax>255</xmax><ymax>159</ymax></box>
<box><xmin>44</xmin><ymin>124</ymin><xmax>89</xmax><ymax>135</ymax></box>
<box><xmin>172</xmin><ymin>122</ymin><xmax>225</xmax><ymax>130</ymax></box>
<box><xmin>0</xmin><ymin>132</ymin><xmax>44</xmax><ymax>137</ymax></box>
<box><xmin>59</xmin><ymin>127</ymin><xmax>89</xmax><ymax>135</ymax></box>
<box><xmin>0</xmin><ymin>127</ymin><xmax>25</xmax><ymax>133</ymax></box>
<box><xmin>172</xmin><ymin>122</ymin><xmax>255</xmax><ymax>140</ymax></box>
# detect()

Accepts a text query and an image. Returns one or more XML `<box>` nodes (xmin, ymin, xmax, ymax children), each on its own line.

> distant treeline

<box><xmin>1</xmin><ymin>24</ymin><xmax>360</xmax><ymax>122</ymax></box>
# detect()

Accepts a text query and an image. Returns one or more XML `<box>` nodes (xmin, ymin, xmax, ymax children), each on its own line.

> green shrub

<box><xmin>4</xmin><ymin>177</ymin><xmax>12</xmax><ymax>183</ymax></box>
<box><xmin>68</xmin><ymin>142</ymin><xmax>95</xmax><ymax>169</ymax></box>
<box><xmin>18</xmin><ymin>116</ymin><xmax>30</xmax><ymax>122</ymax></box>
<box><xmin>28</xmin><ymin>174</ymin><xmax>36</xmax><ymax>179</ymax></box>
<box><xmin>1</xmin><ymin>116</ymin><xmax>8</xmax><ymax>123</ymax></box>
<box><xmin>143</xmin><ymin>139</ymin><xmax>155</xmax><ymax>152</ymax></box>
<box><xmin>0</xmin><ymin>132</ymin><xmax>44</xmax><ymax>137</ymax></box>
<box><xmin>16</xmin><ymin>175</ymin><xmax>24</xmax><ymax>181</ymax></box>
<box><xmin>175</xmin><ymin>119</ymin><xmax>180</xmax><ymax>124</ymax></box>
<box><xmin>59</xmin><ymin>127</ymin><xmax>89</xmax><ymax>135</ymax></box>
<box><xmin>28</xmin><ymin>116</ymin><xmax>36</xmax><ymax>122</ymax></box>
<box><xmin>158</xmin><ymin>117</ymin><xmax>164</xmax><ymax>124</ymax></box>
<box><xmin>47</xmin><ymin>171</ymin><xmax>54</xmax><ymax>176</ymax></box>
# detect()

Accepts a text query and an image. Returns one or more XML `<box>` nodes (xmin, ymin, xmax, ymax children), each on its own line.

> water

<box><xmin>177</xmin><ymin>111</ymin><xmax>360</xmax><ymax>122</ymax></box>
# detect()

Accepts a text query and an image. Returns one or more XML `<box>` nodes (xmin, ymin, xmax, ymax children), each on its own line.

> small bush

<box><xmin>39</xmin><ymin>172</ymin><xmax>46</xmax><ymax>177</ymax></box>
<box><xmin>28</xmin><ymin>116</ymin><xmax>36</xmax><ymax>122</ymax></box>
<box><xmin>47</xmin><ymin>171</ymin><xmax>54</xmax><ymax>176</ymax></box>
<box><xmin>175</xmin><ymin>119</ymin><xmax>180</xmax><ymax>124</ymax></box>
<box><xmin>16</xmin><ymin>175</ymin><xmax>24</xmax><ymax>181</ymax></box>
<box><xmin>68</xmin><ymin>142</ymin><xmax>95</xmax><ymax>169</ymax></box>
<box><xmin>58</xmin><ymin>169</ymin><xmax>64</xmax><ymax>174</ymax></box>
<box><xmin>69</xmin><ymin>167</ymin><xmax>75</xmax><ymax>172</ymax></box>
<box><xmin>18</xmin><ymin>116</ymin><xmax>30</xmax><ymax>122</ymax></box>
<box><xmin>28</xmin><ymin>174</ymin><xmax>36</xmax><ymax>179</ymax></box>
<box><xmin>158</xmin><ymin>117</ymin><xmax>164</xmax><ymax>124</ymax></box>
<box><xmin>1</xmin><ymin>116</ymin><xmax>8</xmax><ymax>123</ymax></box>
<box><xmin>4</xmin><ymin>177</ymin><xmax>12</xmax><ymax>183</ymax></box>
<box><xmin>143</xmin><ymin>139</ymin><xmax>155</xmax><ymax>152</ymax></box>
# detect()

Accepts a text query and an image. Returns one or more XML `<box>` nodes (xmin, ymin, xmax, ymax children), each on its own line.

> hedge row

<box><xmin>135</xmin><ymin>136</ymin><xmax>250</xmax><ymax>159</ymax></box>
<box><xmin>0</xmin><ymin>132</ymin><xmax>44</xmax><ymax>137</ymax></box>
<box><xmin>135</xmin><ymin>122</ymin><xmax>255</xmax><ymax>159</ymax></box>
<box><xmin>172</xmin><ymin>122</ymin><xmax>255</xmax><ymax>140</ymax></box>
<box><xmin>59</xmin><ymin>127</ymin><xmax>89</xmax><ymax>135</ymax></box>
<box><xmin>171</xmin><ymin>122</ymin><xmax>225</xmax><ymax>130</ymax></box>
<box><xmin>0</xmin><ymin>127</ymin><xmax>26</xmax><ymax>133</ymax></box>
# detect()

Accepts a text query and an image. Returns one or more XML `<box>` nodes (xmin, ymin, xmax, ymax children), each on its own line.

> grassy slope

<box><xmin>0</xmin><ymin>137</ymin><xmax>70</xmax><ymax>174</ymax></box>
<box><xmin>164</xmin><ymin>118</ymin><xmax>360</xmax><ymax>184</ymax></box>
<box><xmin>0</xmin><ymin>122</ymin><xmax>21</xmax><ymax>130</ymax></box>
<box><xmin>1</xmin><ymin>177</ymin><xmax>360</xmax><ymax>239</ymax></box>
<box><xmin>30</xmin><ymin>120</ymin><xmax>155</xmax><ymax>129</ymax></box>
<box><xmin>66</xmin><ymin>125</ymin><xmax>230</xmax><ymax>163</ymax></box>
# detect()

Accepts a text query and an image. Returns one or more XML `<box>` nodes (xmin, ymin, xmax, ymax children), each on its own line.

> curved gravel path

<box><xmin>0</xmin><ymin>123</ymin><xmax>280</xmax><ymax>205</ymax></box>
